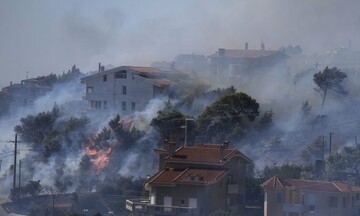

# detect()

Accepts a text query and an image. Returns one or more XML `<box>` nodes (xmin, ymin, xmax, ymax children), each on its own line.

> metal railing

<box><xmin>126</xmin><ymin>198</ymin><xmax>199</xmax><ymax>216</ymax></box>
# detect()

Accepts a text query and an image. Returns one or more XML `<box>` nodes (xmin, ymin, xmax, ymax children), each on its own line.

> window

<box><xmin>180</xmin><ymin>199</ymin><xmax>185</xmax><ymax>206</ymax></box>
<box><xmin>227</xmin><ymin>174</ymin><xmax>233</xmax><ymax>184</ymax></box>
<box><xmin>104</xmin><ymin>101</ymin><xmax>107</xmax><ymax>109</ymax></box>
<box><xmin>122</xmin><ymin>86</ymin><xmax>127</xmax><ymax>95</ymax></box>
<box><xmin>329</xmin><ymin>196</ymin><xmax>338</xmax><ymax>208</ymax></box>
<box><xmin>86</xmin><ymin>86</ymin><xmax>93</xmax><ymax>94</ymax></box>
<box><xmin>115</xmin><ymin>70</ymin><xmax>127</xmax><ymax>79</ymax></box>
<box><xmin>342</xmin><ymin>197</ymin><xmax>346</xmax><ymax>208</ymax></box>
<box><xmin>103</xmin><ymin>75</ymin><xmax>107</xmax><ymax>82</ymax></box>
<box><xmin>276</xmin><ymin>192</ymin><xmax>282</xmax><ymax>203</ymax></box>
<box><xmin>132</xmin><ymin>102</ymin><xmax>136</xmax><ymax>111</ymax></box>
<box><xmin>308</xmin><ymin>205</ymin><xmax>315</xmax><ymax>213</ymax></box>
<box><xmin>308</xmin><ymin>194</ymin><xmax>315</xmax><ymax>213</ymax></box>
<box><xmin>90</xmin><ymin>100</ymin><xmax>101</xmax><ymax>109</ymax></box>
<box><xmin>122</xmin><ymin>101</ymin><xmax>126</xmax><ymax>111</ymax></box>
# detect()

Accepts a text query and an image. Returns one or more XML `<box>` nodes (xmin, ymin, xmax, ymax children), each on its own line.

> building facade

<box><xmin>261</xmin><ymin>176</ymin><xmax>360</xmax><ymax>216</ymax></box>
<box><xmin>81</xmin><ymin>66</ymin><xmax>188</xmax><ymax>115</ymax></box>
<box><xmin>126</xmin><ymin>140</ymin><xmax>252</xmax><ymax>216</ymax></box>
<box><xmin>208</xmin><ymin>46</ymin><xmax>288</xmax><ymax>85</ymax></box>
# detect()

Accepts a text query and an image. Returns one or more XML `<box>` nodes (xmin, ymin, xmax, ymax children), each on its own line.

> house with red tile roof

<box><xmin>81</xmin><ymin>65</ymin><xmax>189</xmax><ymax>115</ymax></box>
<box><xmin>261</xmin><ymin>176</ymin><xmax>360</xmax><ymax>216</ymax></box>
<box><xmin>126</xmin><ymin>140</ymin><xmax>252</xmax><ymax>216</ymax></box>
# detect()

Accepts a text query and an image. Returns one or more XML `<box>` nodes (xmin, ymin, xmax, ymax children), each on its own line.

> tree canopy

<box><xmin>150</xmin><ymin>101</ymin><xmax>186</xmax><ymax>143</ymax></box>
<box><xmin>313</xmin><ymin>66</ymin><xmax>347</xmax><ymax>110</ymax></box>
<box><xmin>196</xmin><ymin>89</ymin><xmax>259</xmax><ymax>143</ymax></box>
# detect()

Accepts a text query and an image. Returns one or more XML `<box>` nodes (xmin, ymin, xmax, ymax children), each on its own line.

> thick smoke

<box><xmin>1</xmin><ymin>1</ymin><xmax>360</xmax><ymax>87</ymax></box>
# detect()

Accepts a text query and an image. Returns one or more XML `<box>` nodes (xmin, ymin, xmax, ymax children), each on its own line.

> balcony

<box><xmin>282</xmin><ymin>203</ymin><xmax>305</xmax><ymax>213</ymax></box>
<box><xmin>126</xmin><ymin>198</ymin><xmax>199</xmax><ymax>216</ymax></box>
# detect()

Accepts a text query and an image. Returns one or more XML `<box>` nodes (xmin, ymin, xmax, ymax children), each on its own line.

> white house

<box><xmin>81</xmin><ymin>65</ymin><xmax>189</xmax><ymax>115</ymax></box>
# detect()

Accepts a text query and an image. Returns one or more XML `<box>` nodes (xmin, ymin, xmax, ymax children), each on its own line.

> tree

<box><xmin>196</xmin><ymin>90</ymin><xmax>259</xmax><ymax>143</ymax></box>
<box><xmin>301</xmin><ymin>136</ymin><xmax>324</xmax><ymax>163</ymax></box>
<box><xmin>313</xmin><ymin>66</ymin><xmax>347</xmax><ymax>110</ymax></box>
<box><xmin>301</xmin><ymin>101</ymin><xmax>312</xmax><ymax>116</ymax></box>
<box><xmin>150</xmin><ymin>101</ymin><xmax>186</xmax><ymax>143</ymax></box>
<box><xmin>257</xmin><ymin>109</ymin><xmax>273</xmax><ymax>130</ymax></box>
<box><xmin>327</xmin><ymin>145</ymin><xmax>360</xmax><ymax>184</ymax></box>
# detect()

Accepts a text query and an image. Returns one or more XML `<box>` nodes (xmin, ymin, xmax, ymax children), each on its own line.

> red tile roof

<box><xmin>166</xmin><ymin>144</ymin><xmax>252</xmax><ymax>164</ymax></box>
<box><xmin>261</xmin><ymin>176</ymin><xmax>291</xmax><ymax>189</ymax></box>
<box><xmin>147</xmin><ymin>168</ymin><xmax>228</xmax><ymax>186</ymax></box>
<box><xmin>209</xmin><ymin>49</ymin><xmax>285</xmax><ymax>58</ymax></box>
<box><xmin>261</xmin><ymin>176</ymin><xmax>360</xmax><ymax>192</ymax></box>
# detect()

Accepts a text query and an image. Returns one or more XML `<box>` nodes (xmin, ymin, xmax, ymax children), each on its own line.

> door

<box><xmin>164</xmin><ymin>196</ymin><xmax>172</xmax><ymax>212</ymax></box>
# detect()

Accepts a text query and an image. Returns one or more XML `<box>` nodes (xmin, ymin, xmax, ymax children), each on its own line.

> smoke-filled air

<box><xmin>1</xmin><ymin>1</ymin><xmax>360</xmax><ymax>216</ymax></box>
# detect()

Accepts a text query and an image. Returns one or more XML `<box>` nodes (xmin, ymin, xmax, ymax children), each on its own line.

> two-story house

<box><xmin>208</xmin><ymin>45</ymin><xmax>288</xmax><ymax>85</ymax></box>
<box><xmin>1</xmin><ymin>78</ymin><xmax>52</xmax><ymax>107</ymax></box>
<box><xmin>81</xmin><ymin>65</ymin><xmax>189</xmax><ymax>115</ymax></box>
<box><xmin>126</xmin><ymin>140</ymin><xmax>252</xmax><ymax>216</ymax></box>
<box><xmin>261</xmin><ymin>176</ymin><xmax>360</xmax><ymax>216</ymax></box>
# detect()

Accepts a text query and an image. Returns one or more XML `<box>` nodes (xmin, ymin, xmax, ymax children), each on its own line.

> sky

<box><xmin>0</xmin><ymin>0</ymin><xmax>360</xmax><ymax>88</ymax></box>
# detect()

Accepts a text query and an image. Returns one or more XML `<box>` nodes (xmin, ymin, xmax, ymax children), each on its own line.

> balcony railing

<box><xmin>282</xmin><ymin>203</ymin><xmax>305</xmax><ymax>213</ymax></box>
<box><xmin>126</xmin><ymin>198</ymin><xmax>199</xmax><ymax>216</ymax></box>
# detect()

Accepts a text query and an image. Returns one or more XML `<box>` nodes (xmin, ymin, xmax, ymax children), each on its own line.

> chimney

<box><xmin>164</xmin><ymin>139</ymin><xmax>176</xmax><ymax>157</ymax></box>
<box><xmin>261</xmin><ymin>42</ymin><xmax>265</xmax><ymax>50</ymax></box>
<box><xmin>98</xmin><ymin>62</ymin><xmax>101</xmax><ymax>72</ymax></box>
<box><xmin>245</xmin><ymin>42</ymin><xmax>248</xmax><ymax>50</ymax></box>
<box><xmin>10</xmin><ymin>81</ymin><xmax>12</xmax><ymax>86</ymax></box>
<box><xmin>218</xmin><ymin>48</ymin><xmax>225</xmax><ymax>56</ymax></box>
<box><xmin>223</xmin><ymin>139</ymin><xmax>229</xmax><ymax>149</ymax></box>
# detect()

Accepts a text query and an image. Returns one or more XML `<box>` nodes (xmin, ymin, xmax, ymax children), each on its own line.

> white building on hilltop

<box><xmin>81</xmin><ymin>65</ymin><xmax>189</xmax><ymax>115</ymax></box>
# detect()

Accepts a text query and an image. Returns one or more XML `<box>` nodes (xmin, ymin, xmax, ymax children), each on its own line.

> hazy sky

<box><xmin>0</xmin><ymin>0</ymin><xmax>359</xmax><ymax>88</ymax></box>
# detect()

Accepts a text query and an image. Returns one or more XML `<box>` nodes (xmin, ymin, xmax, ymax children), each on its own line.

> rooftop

<box><xmin>261</xmin><ymin>176</ymin><xmax>360</xmax><ymax>193</ymax></box>
<box><xmin>209</xmin><ymin>49</ymin><xmax>287</xmax><ymax>59</ymax></box>
<box><xmin>147</xmin><ymin>168</ymin><xmax>229</xmax><ymax>186</ymax></box>
<box><xmin>165</xmin><ymin>144</ymin><xmax>252</xmax><ymax>165</ymax></box>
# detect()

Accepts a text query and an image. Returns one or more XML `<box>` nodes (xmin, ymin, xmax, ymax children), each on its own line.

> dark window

<box><xmin>277</xmin><ymin>192</ymin><xmax>282</xmax><ymax>203</ymax></box>
<box><xmin>180</xmin><ymin>199</ymin><xmax>185</xmax><ymax>206</ymax></box>
<box><xmin>123</xmin><ymin>86</ymin><xmax>127</xmax><ymax>95</ymax></box>
<box><xmin>227</xmin><ymin>175</ymin><xmax>233</xmax><ymax>184</ymax></box>
<box><xmin>86</xmin><ymin>86</ymin><xmax>93</xmax><ymax>94</ymax></box>
<box><xmin>104</xmin><ymin>101</ymin><xmax>107</xmax><ymax>109</ymax></box>
<box><xmin>343</xmin><ymin>197</ymin><xmax>346</xmax><ymax>208</ymax></box>
<box><xmin>115</xmin><ymin>70</ymin><xmax>127</xmax><ymax>79</ymax></box>
<box><xmin>132</xmin><ymin>102</ymin><xmax>136</xmax><ymax>111</ymax></box>
<box><xmin>122</xmin><ymin>101</ymin><xmax>126</xmax><ymax>111</ymax></box>
<box><xmin>309</xmin><ymin>205</ymin><xmax>315</xmax><ymax>212</ymax></box>
<box><xmin>103</xmin><ymin>75</ymin><xmax>107</xmax><ymax>82</ymax></box>
<box><xmin>329</xmin><ymin>196</ymin><xmax>338</xmax><ymax>208</ymax></box>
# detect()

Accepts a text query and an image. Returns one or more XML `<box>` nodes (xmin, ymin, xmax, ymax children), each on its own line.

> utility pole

<box><xmin>18</xmin><ymin>160</ymin><xmax>21</xmax><ymax>199</ymax></box>
<box><xmin>355</xmin><ymin>136</ymin><xmax>358</xmax><ymax>147</ymax></box>
<box><xmin>322</xmin><ymin>135</ymin><xmax>325</xmax><ymax>159</ymax></box>
<box><xmin>184</xmin><ymin>118</ymin><xmax>194</xmax><ymax>147</ymax></box>
<box><xmin>329</xmin><ymin>133</ymin><xmax>333</xmax><ymax>156</ymax></box>
<box><xmin>13</xmin><ymin>134</ymin><xmax>18</xmax><ymax>193</ymax></box>
<box><xmin>6</xmin><ymin>134</ymin><xmax>21</xmax><ymax>200</ymax></box>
